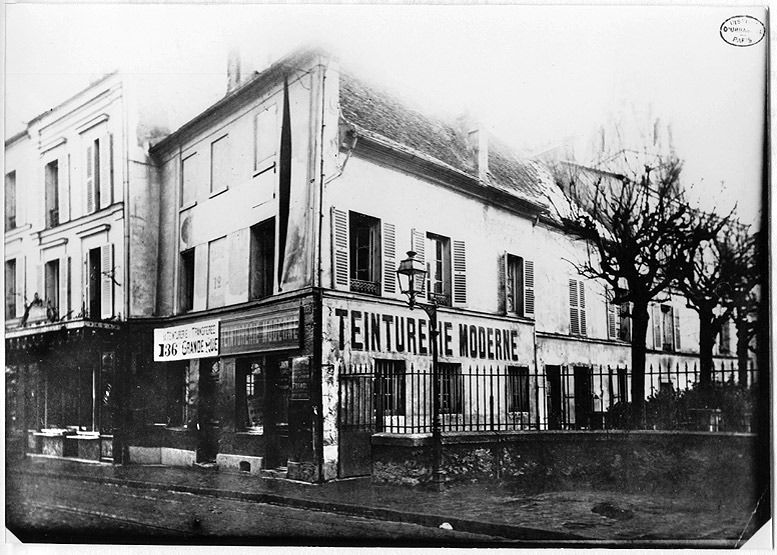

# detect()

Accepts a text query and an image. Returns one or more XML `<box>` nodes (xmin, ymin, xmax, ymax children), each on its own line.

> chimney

<box><xmin>467</xmin><ymin>127</ymin><xmax>489</xmax><ymax>181</ymax></box>
<box><xmin>226</xmin><ymin>48</ymin><xmax>241</xmax><ymax>95</ymax></box>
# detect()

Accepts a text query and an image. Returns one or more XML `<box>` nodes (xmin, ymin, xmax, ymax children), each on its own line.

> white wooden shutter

<box><xmin>57</xmin><ymin>256</ymin><xmax>68</xmax><ymax>319</ymax></box>
<box><xmin>452</xmin><ymin>239</ymin><xmax>466</xmax><ymax>306</ymax></box>
<box><xmin>58</xmin><ymin>156</ymin><xmax>70</xmax><ymax>222</ymax></box>
<box><xmin>619</xmin><ymin>302</ymin><xmax>631</xmax><ymax>341</ymax></box>
<box><xmin>523</xmin><ymin>259</ymin><xmax>535</xmax><ymax>318</ymax></box>
<box><xmin>36</xmin><ymin>263</ymin><xmax>44</xmax><ymax>303</ymax></box>
<box><xmin>411</xmin><ymin>229</ymin><xmax>426</xmax><ymax>299</ymax></box>
<box><xmin>83</xmin><ymin>252</ymin><xmax>90</xmax><ymax>318</ymax></box>
<box><xmin>569</xmin><ymin>279</ymin><xmax>579</xmax><ymax>335</ymax></box>
<box><xmin>673</xmin><ymin>309</ymin><xmax>681</xmax><ymax>351</ymax></box>
<box><xmin>86</xmin><ymin>143</ymin><xmax>96</xmax><ymax>213</ymax></box>
<box><xmin>382</xmin><ymin>222</ymin><xmax>396</xmax><ymax>295</ymax></box>
<box><xmin>99</xmin><ymin>133</ymin><xmax>113</xmax><ymax>209</ymax></box>
<box><xmin>652</xmin><ymin>304</ymin><xmax>662</xmax><ymax>349</ymax></box>
<box><xmin>578</xmin><ymin>280</ymin><xmax>587</xmax><ymax>336</ymax></box>
<box><xmin>100</xmin><ymin>244</ymin><xmax>114</xmax><ymax>319</ymax></box>
<box><xmin>14</xmin><ymin>257</ymin><xmax>24</xmax><ymax>318</ymax></box>
<box><xmin>499</xmin><ymin>253</ymin><xmax>509</xmax><ymax>314</ymax></box>
<box><xmin>331</xmin><ymin>207</ymin><xmax>349</xmax><ymax>290</ymax></box>
<box><xmin>606</xmin><ymin>287</ymin><xmax>617</xmax><ymax>339</ymax></box>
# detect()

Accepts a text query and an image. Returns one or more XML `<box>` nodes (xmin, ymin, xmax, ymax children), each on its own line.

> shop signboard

<box><xmin>153</xmin><ymin>320</ymin><xmax>220</xmax><ymax>361</ymax></box>
<box><xmin>220</xmin><ymin>308</ymin><xmax>302</xmax><ymax>356</ymax></box>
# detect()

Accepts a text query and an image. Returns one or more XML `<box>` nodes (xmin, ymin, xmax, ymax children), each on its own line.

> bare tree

<box><xmin>551</xmin><ymin>154</ymin><xmax>711</xmax><ymax>427</ymax></box>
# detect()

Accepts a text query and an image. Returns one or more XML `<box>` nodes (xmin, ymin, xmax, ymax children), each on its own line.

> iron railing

<box><xmin>338</xmin><ymin>360</ymin><xmax>758</xmax><ymax>434</ymax></box>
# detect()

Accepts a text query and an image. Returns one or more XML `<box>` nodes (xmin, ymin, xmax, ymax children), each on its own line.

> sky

<box><xmin>4</xmin><ymin>3</ymin><xmax>767</xmax><ymax>227</ymax></box>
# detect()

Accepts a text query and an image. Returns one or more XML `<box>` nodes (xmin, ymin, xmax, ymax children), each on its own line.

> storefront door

<box><xmin>265</xmin><ymin>357</ymin><xmax>291</xmax><ymax>469</ymax></box>
<box><xmin>197</xmin><ymin>358</ymin><xmax>220</xmax><ymax>463</ymax></box>
<box><xmin>546</xmin><ymin>365</ymin><xmax>563</xmax><ymax>430</ymax></box>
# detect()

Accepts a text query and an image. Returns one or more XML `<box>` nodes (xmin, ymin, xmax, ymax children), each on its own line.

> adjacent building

<box><xmin>6</xmin><ymin>48</ymin><xmax>746</xmax><ymax>481</ymax></box>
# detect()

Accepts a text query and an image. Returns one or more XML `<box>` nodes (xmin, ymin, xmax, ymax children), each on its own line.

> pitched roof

<box><xmin>339</xmin><ymin>72</ymin><xmax>556</xmax><ymax>213</ymax></box>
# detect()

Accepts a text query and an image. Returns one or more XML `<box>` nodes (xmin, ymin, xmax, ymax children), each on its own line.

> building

<box><xmin>6</xmin><ymin>48</ymin><xmax>746</xmax><ymax>481</ymax></box>
<box><xmin>5</xmin><ymin>72</ymin><xmax>166</xmax><ymax>461</ymax></box>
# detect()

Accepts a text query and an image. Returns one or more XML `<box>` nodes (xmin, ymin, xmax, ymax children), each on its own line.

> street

<box><xmin>6</xmin><ymin>472</ymin><xmax>505</xmax><ymax>545</ymax></box>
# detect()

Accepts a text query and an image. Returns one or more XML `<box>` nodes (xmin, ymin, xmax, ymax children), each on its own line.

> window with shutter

<box><xmin>58</xmin><ymin>155</ymin><xmax>70</xmax><ymax>222</ymax></box>
<box><xmin>349</xmin><ymin>212</ymin><xmax>381</xmax><ymax>296</ymax></box>
<box><xmin>5</xmin><ymin>259</ymin><xmax>16</xmax><ymax>319</ymax></box>
<box><xmin>452</xmin><ymin>240</ymin><xmax>466</xmax><ymax>306</ymax></box>
<box><xmin>44</xmin><ymin>259</ymin><xmax>60</xmax><ymax>316</ymax></box>
<box><xmin>382</xmin><ymin>222</ymin><xmax>397</xmax><ymax>295</ymax></box>
<box><xmin>249</xmin><ymin>218</ymin><xmax>275</xmax><ymax>300</ymax></box>
<box><xmin>331</xmin><ymin>207</ymin><xmax>349</xmax><ymax>290</ymax></box>
<box><xmin>100</xmin><ymin>244</ymin><xmax>114</xmax><ymax>319</ymax></box>
<box><xmin>606</xmin><ymin>287</ymin><xmax>618</xmax><ymax>339</ymax></box>
<box><xmin>503</xmin><ymin>253</ymin><xmax>513</xmax><ymax>314</ymax></box>
<box><xmin>426</xmin><ymin>233</ymin><xmax>450</xmax><ymax>306</ymax></box>
<box><xmin>45</xmin><ymin>160</ymin><xmax>59</xmax><ymax>228</ymax></box>
<box><xmin>85</xmin><ymin>143</ymin><xmax>96</xmax><ymax>213</ymax></box>
<box><xmin>673</xmin><ymin>310</ymin><xmax>681</xmax><ymax>352</ymax></box>
<box><xmin>578</xmin><ymin>281</ymin><xmax>586</xmax><ymax>336</ymax></box>
<box><xmin>59</xmin><ymin>256</ymin><xmax>70</xmax><ymax>320</ymax></box>
<box><xmin>651</xmin><ymin>304</ymin><xmax>662</xmax><ymax>350</ymax></box>
<box><xmin>5</xmin><ymin>171</ymin><xmax>17</xmax><ymax>230</ymax></box>
<box><xmin>14</xmin><ymin>257</ymin><xmax>24</xmax><ymax>318</ymax></box>
<box><xmin>179</xmin><ymin>249</ymin><xmax>195</xmax><ymax>312</ymax></box>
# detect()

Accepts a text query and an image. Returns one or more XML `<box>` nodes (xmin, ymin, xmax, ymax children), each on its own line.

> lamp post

<box><xmin>396</xmin><ymin>250</ymin><xmax>443</xmax><ymax>491</ymax></box>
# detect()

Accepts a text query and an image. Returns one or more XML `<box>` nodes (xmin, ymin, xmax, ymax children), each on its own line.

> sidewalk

<box><xmin>9</xmin><ymin>455</ymin><xmax>759</xmax><ymax>547</ymax></box>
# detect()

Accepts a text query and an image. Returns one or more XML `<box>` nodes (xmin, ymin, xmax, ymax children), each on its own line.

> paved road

<box><xmin>6</xmin><ymin>473</ymin><xmax>505</xmax><ymax>545</ymax></box>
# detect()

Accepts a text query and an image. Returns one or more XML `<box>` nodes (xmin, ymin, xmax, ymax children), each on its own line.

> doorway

<box><xmin>546</xmin><ymin>365</ymin><xmax>563</xmax><ymax>430</ymax></box>
<box><xmin>573</xmin><ymin>365</ymin><xmax>594</xmax><ymax>429</ymax></box>
<box><xmin>265</xmin><ymin>356</ymin><xmax>291</xmax><ymax>469</ymax></box>
<box><xmin>197</xmin><ymin>358</ymin><xmax>220</xmax><ymax>463</ymax></box>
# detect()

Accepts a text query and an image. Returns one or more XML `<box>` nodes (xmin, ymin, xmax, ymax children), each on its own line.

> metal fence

<box><xmin>338</xmin><ymin>360</ymin><xmax>758</xmax><ymax>434</ymax></box>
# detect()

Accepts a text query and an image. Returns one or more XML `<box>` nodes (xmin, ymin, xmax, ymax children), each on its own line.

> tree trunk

<box><xmin>735</xmin><ymin>316</ymin><xmax>750</xmax><ymax>386</ymax></box>
<box><xmin>630</xmin><ymin>302</ymin><xmax>649</xmax><ymax>428</ymax></box>
<box><xmin>698</xmin><ymin>308</ymin><xmax>716</xmax><ymax>388</ymax></box>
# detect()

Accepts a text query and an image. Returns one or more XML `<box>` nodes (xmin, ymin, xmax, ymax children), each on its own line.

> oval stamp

<box><xmin>720</xmin><ymin>15</ymin><xmax>765</xmax><ymax>47</ymax></box>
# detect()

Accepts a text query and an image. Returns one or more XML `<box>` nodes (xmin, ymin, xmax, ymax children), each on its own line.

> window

<box><xmin>5</xmin><ymin>171</ymin><xmax>16</xmax><ymax>230</ymax></box>
<box><xmin>569</xmin><ymin>279</ymin><xmax>587</xmax><ymax>336</ymax></box>
<box><xmin>179</xmin><ymin>249</ymin><xmax>195</xmax><ymax>313</ymax></box>
<box><xmin>606</xmin><ymin>287</ymin><xmax>631</xmax><ymax>342</ymax></box>
<box><xmin>438</xmin><ymin>362</ymin><xmax>462</xmax><ymax>414</ymax></box>
<box><xmin>349</xmin><ymin>212</ymin><xmax>381</xmax><ymax>295</ymax></box>
<box><xmin>426</xmin><ymin>233</ymin><xmax>451</xmax><ymax>306</ymax></box>
<box><xmin>618</xmin><ymin>303</ymin><xmax>632</xmax><ymax>342</ymax></box>
<box><xmin>238</xmin><ymin>360</ymin><xmax>264</xmax><ymax>431</ymax></box>
<box><xmin>507</xmin><ymin>255</ymin><xmax>524</xmax><ymax>316</ymax></box>
<box><xmin>653</xmin><ymin>303</ymin><xmax>679</xmax><ymax>352</ymax></box>
<box><xmin>87</xmin><ymin>248</ymin><xmax>102</xmax><ymax>318</ymax></box>
<box><xmin>207</xmin><ymin>237</ymin><xmax>227</xmax><ymax>309</ymax></box>
<box><xmin>507</xmin><ymin>366</ymin><xmax>530</xmax><ymax>413</ymax></box>
<box><xmin>249</xmin><ymin>219</ymin><xmax>275</xmax><ymax>300</ymax></box>
<box><xmin>210</xmin><ymin>135</ymin><xmax>230</xmax><ymax>193</ymax></box>
<box><xmin>166</xmin><ymin>363</ymin><xmax>188</xmax><ymax>427</ymax></box>
<box><xmin>609</xmin><ymin>366</ymin><xmax>628</xmax><ymax>406</ymax></box>
<box><xmin>375</xmin><ymin>359</ymin><xmax>405</xmax><ymax>417</ymax></box>
<box><xmin>661</xmin><ymin>306</ymin><xmax>673</xmax><ymax>351</ymax></box>
<box><xmin>44</xmin><ymin>259</ymin><xmax>60</xmax><ymax>316</ymax></box>
<box><xmin>45</xmin><ymin>160</ymin><xmax>59</xmax><ymax>228</ymax></box>
<box><xmin>5</xmin><ymin>259</ymin><xmax>16</xmax><ymax>319</ymax></box>
<box><xmin>255</xmin><ymin>105</ymin><xmax>278</xmax><ymax>172</ymax></box>
<box><xmin>181</xmin><ymin>153</ymin><xmax>197</xmax><ymax>207</ymax></box>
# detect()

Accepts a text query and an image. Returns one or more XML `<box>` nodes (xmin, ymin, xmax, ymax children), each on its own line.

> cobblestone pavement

<box><xmin>7</xmin><ymin>456</ymin><xmax>765</xmax><ymax>546</ymax></box>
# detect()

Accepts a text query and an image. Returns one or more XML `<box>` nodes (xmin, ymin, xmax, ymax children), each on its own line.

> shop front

<box><xmin>5</xmin><ymin>314</ymin><xmax>121</xmax><ymax>464</ymax></box>
<box><xmin>321</xmin><ymin>293</ymin><xmax>537</xmax><ymax>478</ymax></box>
<box><xmin>126</xmin><ymin>297</ymin><xmax>320</xmax><ymax>480</ymax></box>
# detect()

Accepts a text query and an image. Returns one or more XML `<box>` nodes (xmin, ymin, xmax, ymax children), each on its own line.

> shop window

<box><xmin>375</xmin><ymin>359</ymin><xmax>405</xmax><ymax>417</ymax></box>
<box><xmin>438</xmin><ymin>362</ymin><xmax>462</xmax><ymax>414</ymax></box>
<box><xmin>249</xmin><ymin>218</ymin><xmax>275</xmax><ymax>300</ymax></box>
<box><xmin>179</xmin><ymin>249</ymin><xmax>195</xmax><ymax>313</ymax></box>
<box><xmin>5</xmin><ymin>259</ymin><xmax>16</xmax><ymax>319</ymax></box>
<box><xmin>426</xmin><ymin>233</ymin><xmax>451</xmax><ymax>306</ymax></box>
<box><xmin>569</xmin><ymin>278</ymin><xmax>587</xmax><ymax>336</ymax></box>
<box><xmin>210</xmin><ymin>134</ymin><xmax>230</xmax><ymax>193</ymax></box>
<box><xmin>5</xmin><ymin>171</ymin><xmax>16</xmax><ymax>230</ymax></box>
<box><xmin>181</xmin><ymin>153</ymin><xmax>197</xmax><ymax>207</ymax></box>
<box><xmin>349</xmin><ymin>212</ymin><xmax>381</xmax><ymax>296</ymax></box>
<box><xmin>44</xmin><ymin>259</ymin><xmax>60</xmax><ymax>317</ymax></box>
<box><xmin>45</xmin><ymin>160</ymin><xmax>59</xmax><ymax>228</ymax></box>
<box><xmin>507</xmin><ymin>366</ymin><xmax>530</xmax><ymax>413</ymax></box>
<box><xmin>238</xmin><ymin>360</ymin><xmax>265</xmax><ymax>432</ymax></box>
<box><xmin>254</xmin><ymin>104</ymin><xmax>278</xmax><ymax>172</ymax></box>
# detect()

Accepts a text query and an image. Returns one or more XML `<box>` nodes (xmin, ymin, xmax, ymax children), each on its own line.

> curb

<box><xmin>11</xmin><ymin>467</ymin><xmax>586</xmax><ymax>543</ymax></box>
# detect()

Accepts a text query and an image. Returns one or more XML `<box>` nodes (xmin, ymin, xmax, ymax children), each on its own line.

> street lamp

<box><xmin>396</xmin><ymin>251</ymin><xmax>444</xmax><ymax>491</ymax></box>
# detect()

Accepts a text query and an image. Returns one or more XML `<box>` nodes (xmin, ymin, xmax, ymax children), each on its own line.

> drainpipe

<box><xmin>315</xmin><ymin>58</ymin><xmax>328</xmax><ymax>482</ymax></box>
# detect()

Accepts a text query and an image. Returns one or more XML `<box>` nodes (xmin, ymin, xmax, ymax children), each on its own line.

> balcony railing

<box><xmin>350</xmin><ymin>279</ymin><xmax>380</xmax><ymax>296</ymax></box>
<box><xmin>428</xmin><ymin>292</ymin><xmax>451</xmax><ymax>306</ymax></box>
<box><xmin>47</xmin><ymin>208</ymin><xmax>59</xmax><ymax>229</ymax></box>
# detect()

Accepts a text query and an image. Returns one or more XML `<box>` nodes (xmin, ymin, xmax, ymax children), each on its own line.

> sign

<box><xmin>291</xmin><ymin>356</ymin><xmax>311</xmax><ymax>400</ymax></box>
<box><xmin>154</xmin><ymin>320</ymin><xmax>219</xmax><ymax>361</ymax></box>
<box><xmin>220</xmin><ymin>308</ymin><xmax>301</xmax><ymax>355</ymax></box>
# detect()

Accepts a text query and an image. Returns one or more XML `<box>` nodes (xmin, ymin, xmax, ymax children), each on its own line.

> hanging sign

<box><xmin>154</xmin><ymin>320</ymin><xmax>220</xmax><ymax>361</ymax></box>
